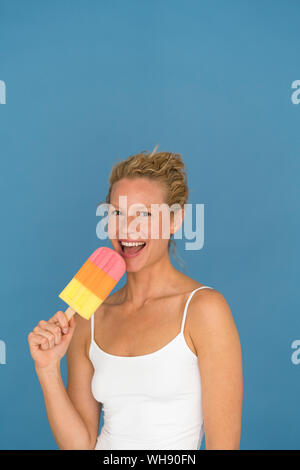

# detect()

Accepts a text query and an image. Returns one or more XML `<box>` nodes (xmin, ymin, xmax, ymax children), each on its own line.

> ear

<box><xmin>170</xmin><ymin>208</ymin><xmax>184</xmax><ymax>235</ymax></box>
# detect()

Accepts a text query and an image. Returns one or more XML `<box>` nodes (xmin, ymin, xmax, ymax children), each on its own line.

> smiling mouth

<box><xmin>118</xmin><ymin>240</ymin><xmax>147</xmax><ymax>258</ymax></box>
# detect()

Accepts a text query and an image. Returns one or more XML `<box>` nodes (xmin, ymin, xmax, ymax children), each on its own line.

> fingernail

<box><xmin>63</xmin><ymin>328</ymin><xmax>68</xmax><ymax>334</ymax></box>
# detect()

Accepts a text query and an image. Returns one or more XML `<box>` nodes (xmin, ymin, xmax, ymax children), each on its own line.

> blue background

<box><xmin>0</xmin><ymin>0</ymin><xmax>299</xmax><ymax>450</ymax></box>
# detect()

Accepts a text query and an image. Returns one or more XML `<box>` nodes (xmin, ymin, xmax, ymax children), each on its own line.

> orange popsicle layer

<box><xmin>74</xmin><ymin>259</ymin><xmax>117</xmax><ymax>299</ymax></box>
<box><xmin>59</xmin><ymin>247</ymin><xmax>126</xmax><ymax>320</ymax></box>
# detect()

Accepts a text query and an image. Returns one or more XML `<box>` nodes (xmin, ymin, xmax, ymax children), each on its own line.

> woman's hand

<box><xmin>28</xmin><ymin>311</ymin><xmax>76</xmax><ymax>371</ymax></box>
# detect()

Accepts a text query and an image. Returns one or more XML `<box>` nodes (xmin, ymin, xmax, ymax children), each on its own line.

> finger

<box><xmin>28</xmin><ymin>332</ymin><xmax>50</xmax><ymax>350</ymax></box>
<box><xmin>49</xmin><ymin>311</ymin><xmax>69</xmax><ymax>334</ymax></box>
<box><xmin>37</xmin><ymin>320</ymin><xmax>62</xmax><ymax>345</ymax></box>
<box><xmin>33</xmin><ymin>326</ymin><xmax>56</xmax><ymax>348</ymax></box>
<box><xmin>61</xmin><ymin>315</ymin><xmax>76</xmax><ymax>341</ymax></box>
<box><xmin>61</xmin><ymin>315</ymin><xmax>76</xmax><ymax>338</ymax></box>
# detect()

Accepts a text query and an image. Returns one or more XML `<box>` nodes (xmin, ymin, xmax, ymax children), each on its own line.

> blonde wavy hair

<box><xmin>105</xmin><ymin>145</ymin><xmax>188</xmax><ymax>271</ymax></box>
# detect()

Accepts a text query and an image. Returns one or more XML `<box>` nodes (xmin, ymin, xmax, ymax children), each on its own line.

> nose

<box><xmin>118</xmin><ymin>214</ymin><xmax>148</xmax><ymax>240</ymax></box>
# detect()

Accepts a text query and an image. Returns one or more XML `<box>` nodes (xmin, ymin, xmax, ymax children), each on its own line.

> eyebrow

<box><xmin>110</xmin><ymin>202</ymin><xmax>152</xmax><ymax>209</ymax></box>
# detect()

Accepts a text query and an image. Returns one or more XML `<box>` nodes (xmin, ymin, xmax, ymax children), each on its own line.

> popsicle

<box><xmin>59</xmin><ymin>247</ymin><xmax>126</xmax><ymax>321</ymax></box>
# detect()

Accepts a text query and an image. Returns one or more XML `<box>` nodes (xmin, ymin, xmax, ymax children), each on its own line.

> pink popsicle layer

<box><xmin>89</xmin><ymin>247</ymin><xmax>126</xmax><ymax>282</ymax></box>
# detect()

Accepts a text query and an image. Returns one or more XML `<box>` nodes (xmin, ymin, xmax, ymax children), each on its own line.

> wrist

<box><xmin>35</xmin><ymin>361</ymin><xmax>61</xmax><ymax>378</ymax></box>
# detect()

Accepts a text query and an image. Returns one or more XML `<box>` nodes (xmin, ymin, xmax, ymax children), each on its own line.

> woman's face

<box><xmin>107</xmin><ymin>177</ymin><xmax>175</xmax><ymax>272</ymax></box>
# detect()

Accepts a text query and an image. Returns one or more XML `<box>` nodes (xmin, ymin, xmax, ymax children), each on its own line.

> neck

<box><xmin>122</xmin><ymin>250</ymin><xmax>181</xmax><ymax>308</ymax></box>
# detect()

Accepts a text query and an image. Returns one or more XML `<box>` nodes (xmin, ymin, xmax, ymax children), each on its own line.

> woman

<box><xmin>28</xmin><ymin>147</ymin><xmax>243</xmax><ymax>450</ymax></box>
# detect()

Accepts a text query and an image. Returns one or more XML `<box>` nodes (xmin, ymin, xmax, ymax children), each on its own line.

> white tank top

<box><xmin>89</xmin><ymin>286</ymin><xmax>213</xmax><ymax>450</ymax></box>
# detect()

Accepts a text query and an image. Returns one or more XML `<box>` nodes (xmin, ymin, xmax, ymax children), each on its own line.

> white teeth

<box><xmin>120</xmin><ymin>241</ymin><xmax>146</xmax><ymax>247</ymax></box>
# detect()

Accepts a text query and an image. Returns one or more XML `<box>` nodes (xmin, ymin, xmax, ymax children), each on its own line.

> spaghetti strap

<box><xmin>180</xmin><ymin>286</ymin><xmax>213</xmax><ymax>334</ymax></box>
<box><xmin>91</xmin><ymin>313</ymin><xmax>94</xmax><ymax>343</ymax></box>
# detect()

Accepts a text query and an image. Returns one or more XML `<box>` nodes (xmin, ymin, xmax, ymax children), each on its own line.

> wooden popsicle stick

<box><xmin>64</xmin><ymin>306</ymin><xmax>76</xmax><ymax>321</ymax></box>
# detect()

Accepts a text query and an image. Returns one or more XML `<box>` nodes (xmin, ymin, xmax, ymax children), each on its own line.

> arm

<box><xmin>65</xmin><ymin>314</ymin><xmax>102</xmax><ymax>449</ymax></box>
<box><xmin>189</xmin><ymin>289</ymin><xmax>243</xmax><ymax>450</ymax></box>
<box><xmin>30</xmin><ymin>312</ymin><xmax>101</xmax><ymax>450</ymax></box>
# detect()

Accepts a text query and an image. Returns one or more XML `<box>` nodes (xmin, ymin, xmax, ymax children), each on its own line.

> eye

<box><xmin>110</xmin><ymin>209</ymin><xmax>122</xmax><ymax>216</ymax></box>
<box><xmin>139</xmin><ymin>211</ymin><xmax>151</xmax><ymax>217</ymax></box>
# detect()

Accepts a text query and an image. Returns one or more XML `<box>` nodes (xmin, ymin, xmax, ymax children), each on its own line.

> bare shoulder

<box><xmin>189</xmin><ymin>287</ymin><xmax>231</xmax><ymax>314</ymax></box>
<box><xmin>187</xmin><ymin>288</ymin><xmax>240</xmax><ymax>355</ymax></box>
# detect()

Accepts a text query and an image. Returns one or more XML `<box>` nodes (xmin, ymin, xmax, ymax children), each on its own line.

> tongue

<box><xmin>123</xmin><ymin>244</ymin><xmax>144</xmax><ymax>254</ymax></box>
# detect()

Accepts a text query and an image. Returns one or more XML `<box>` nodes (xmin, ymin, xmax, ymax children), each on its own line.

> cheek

<box><xmin>149</xmin><ymin>213</ymin><xmax>171</xmax><ymax>240</ymax></box>
<box><xmin>107</xmin><ymin>218</ymin><xmax>114</xmax><ymax>239</ymax></box>
<box><xmin>107</xmin><ymin>216</ymin><xmax>121</xmax><ymax>239</ymax></box>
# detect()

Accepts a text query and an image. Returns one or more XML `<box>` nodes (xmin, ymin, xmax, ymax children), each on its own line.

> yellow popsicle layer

<box><xmin>59</xmin><ymin>278</ymin><xmax>103</xmax><ymax>320</ymax></box>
